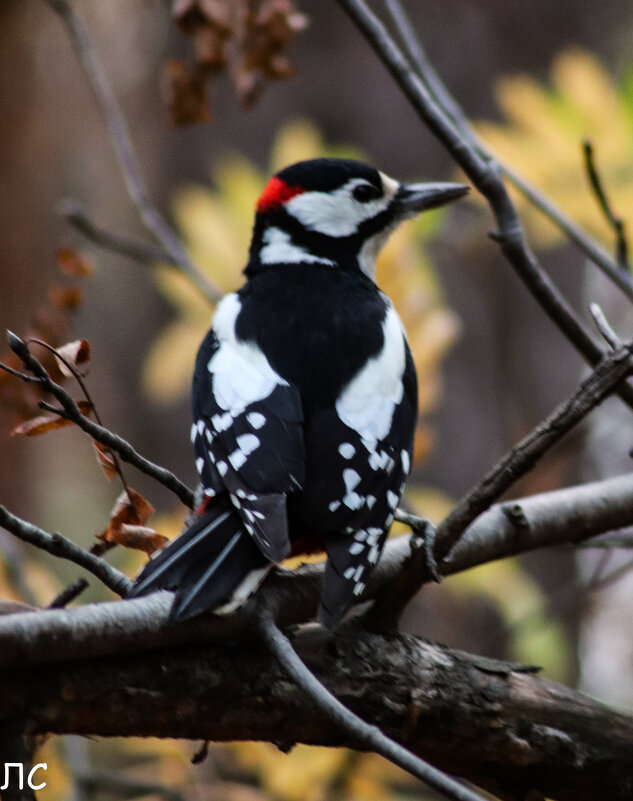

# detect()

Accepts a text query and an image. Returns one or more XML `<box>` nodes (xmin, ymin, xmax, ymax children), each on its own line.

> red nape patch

<box><xmin>257</xmin><ymin>177</ymin><xmax>304</xmax><ymax>213</ymax></box>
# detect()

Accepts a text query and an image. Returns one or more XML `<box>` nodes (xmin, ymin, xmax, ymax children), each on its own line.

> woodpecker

<box><xmin>130</xmin><ymin>158</ymin><xmax>468</xmax><ymax>628</ymax></box>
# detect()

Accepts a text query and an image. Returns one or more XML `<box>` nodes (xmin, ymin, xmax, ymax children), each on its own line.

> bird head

<box><xmin>247</xmin><ymin>158</ymin><xmax>469</xmax><ymax>278</ymax></box>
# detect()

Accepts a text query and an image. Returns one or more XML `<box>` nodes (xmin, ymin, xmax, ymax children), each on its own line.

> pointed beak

<box><xmin>395</xmin><ymin>181</ymin><xmax>470</xmax><ymax>219</ymax></box>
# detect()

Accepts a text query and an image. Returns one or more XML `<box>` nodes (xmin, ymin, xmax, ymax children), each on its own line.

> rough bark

<box><xmin>1</xmin><ymin>624</ymin><xmax>631</xmax><ymax>801</ymax></box>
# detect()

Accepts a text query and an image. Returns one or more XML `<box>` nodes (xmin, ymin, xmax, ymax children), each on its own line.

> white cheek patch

<box><xmin>285</xmin><ymin>176</ymin><xmax>398</xmax><ymax>237</ymax></box>
<box><xmin>335</xmin><ymin>303</ymin><xmax>406</xmax><ymax>450</ymax></box>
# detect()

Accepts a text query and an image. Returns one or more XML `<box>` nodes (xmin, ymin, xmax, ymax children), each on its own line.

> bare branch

<box><xmin>47</xmin><ymin>578</ymin><xmax>90</xmax><ymax>609</ymax></box>
<box><xmin>382</xmin><ymin>0</ymin><xmax>633</xmax><ymax>302</ymax></box>
<box><xmin>59</xmin><ymin>200</ymin><xmax>175</xmax><ymax>267</ymax></box>
<box><xmin>337</xmin><ymin>0</ymin><xmax>633</xmax><ymax>418</ymax></box>
<box><xmin>589</xmin><ymin>302</ymin><xmax>622</xmax><ymax>349</ymax></box>
<box><xmin>0</xmin><ymin>506</ymin><xmax>132</xmax><ymax>597</ymax></box>
<box><xmin>29</xmin><ymin>337</ymin><xmax>139</xmax><ymax>514</ymax></box>
<box><xmin>499</xmin><ymin>161</ymin><xmax>633</xmax><ymax>299</ymax></box>
<box><xmin>583</xmin><ymin>139</ymin><xmax>630</xmax><ymax>270</ymax></box>
<box><xmin>7</xmin><ymin>332</ymin><xmax>194</xmax><ymax>508</ymax></box>
<box><xmin>43</xmin><ymin>0</ymin><xmax>222</xmax><ymax>303</ymax></box>
<box><xmin>437</xmin><ymin>339</ymin><xmax>633</xmax><ymax>561</ymax></box>
<box><xmin>370</xmin><ymin>339</ymin><xmax>633</xmax><ymax>624</ymax></box>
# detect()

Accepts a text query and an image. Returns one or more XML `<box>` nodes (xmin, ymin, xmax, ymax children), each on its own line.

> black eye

<box><xmin>352</xmin><ymin>183</ymin><xmax>382</xmax><ymax>203</ymax></box>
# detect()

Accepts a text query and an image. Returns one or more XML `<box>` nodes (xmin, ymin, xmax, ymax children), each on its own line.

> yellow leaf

<box><xmin>474</xmin><ymin>49</ymin><xmax>633</xmax><ymax>249</ymax></box>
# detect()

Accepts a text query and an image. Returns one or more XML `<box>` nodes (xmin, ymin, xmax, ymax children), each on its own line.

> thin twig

<box><xmin>383</xmin><ymin>0</ymin><xmax>471</xmax><ymax>135</ymax></box>
<box><xmin>0</xmin><ymin>506</ymin><xmax>132</xmax><ymax>597</ymax></box>
<box><xmin>48</xmin><ymin>577</ymin><xmax>90</xmax><ymax>609</ymax></box>
<box><xmin>0</xmin><ymin>363</ymin><xmax>42</xmax><ymax>383</ymax></box>
<box><xmin>583</xmin><ymin>139</ymin><xmax>630</xmax><ymax>271</ymax></box>
<box><xmin>499</xmin><ymin>161</ymin><xmax>633</xmax><ymax>298</ymax></box>
<box><xmin>382</xmin><ymin>0</ymin><xmax>633</xmax><ymax>302</ymax></box>
<box><xmin>589</xmin><ymin>302</ymin><xmax>622</xmax><ymax>349</ymax></box>
<box><xmin>29</xmin><ymin>338</ymin><xmax>138</xmax><ymax>514</ymax></box>
<box><xmin>44</xmin><ymin>0</ymin><xmax>221</xmax><ymax>303</ymax></box>
<box><xmin>370</xmin><ymin>339</ymin><xmax>633</xmax><ymax>626</ymax></box>
<box><xmin>7</xmin><ymin>332</ymin><xmax>194</xmax><ymax>508</ymax></box>
<box><xmin>60</xmin><ymin>200</ymin><xmax>175</xmax><ymax>266</ymax></box>
<box><xmin>436</xmin><ymin>340</ymin><xmax>633</xmax><ymax>560</ymax></box>
<box><xmin>257</xmin><ymin>609</ymin><xmax>487</xmax><ymax>801</ymax></box>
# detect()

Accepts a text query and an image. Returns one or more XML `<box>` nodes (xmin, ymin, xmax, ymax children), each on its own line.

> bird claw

<box><xmin>411</xmin><ymin>519</ymin><xmax>441</xmax><ymax>583</ymax></box>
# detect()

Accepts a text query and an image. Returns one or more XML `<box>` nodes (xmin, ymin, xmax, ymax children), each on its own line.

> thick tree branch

<box><xmin>6</xmin><ymin>332</ymin><xmax>194</xmax><ymax>508</ymax></box>
<box><xmin>43</xmin><ymin>0</ymin><xmax>221</xmax><ymax>303</ymax></box>
<box><xmin>0</xmin><ymin>506</ymin><xmax>132</xmax><ymax>598</ymax></box>
<box><xmin>2</xmin><ymin>623</ymin><xmax>632</xmax><ymax>801</ymax></box>
<box><xmin>1</xmin><ymin>472</ymin><xmax>632</xmax><ymax>670</ymax></box>
<box><xmin>337</xmin><ymin>0</ymin><xmax>633</xmax><ymax>412</ymax></box>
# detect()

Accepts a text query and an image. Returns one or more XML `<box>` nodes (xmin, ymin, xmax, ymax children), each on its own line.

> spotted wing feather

<box><xmin>314</xmin><ymin>341</ymin><xmax>418</xmax><ymax>628</ymax></box>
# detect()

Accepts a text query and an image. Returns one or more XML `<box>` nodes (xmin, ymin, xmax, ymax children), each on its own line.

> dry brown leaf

<box><xmin>174</xmin><ymin>0</ymin><xmax>232</xmax><ymax>36</ymax></box>
<box><xmin>167</xmin><ymin>0</ymin><xmax>306</xmax><ymax>122</ymax></box>
<box><xmin>93</xmin><ymin>441</ymin><xmax>118</xmax><ymax>481</ymax></box>
<box><xmin>164</xmin><ymin>60</ymin><xmax>211</xmax><ymax>126</ymax></box>
<box><xmin>106</xmin><ymin>523</ymin><xmax>168</xmax><ymax>555</ymax></box>
<box><xmin>243</xmin><ymin>0</ymin><xmax>307</xmax><ymax>75</ymax></box>
<box><xmin>97</xmin><ymin>489</ymin><xmax>163</xmax><ymax>554</ymax></box>
<box><xmin>110</xmin><ymin>488</ymin><xmax>155</xmax><ymax>526</ymax></box>
<box><xmin>10</xmin><ymin>401</ymin><xmax>92</xmax><ymax>437</ymax></box>
<box><xmin>56</xmin><ymin>246</ymin><xmax>94</xmax><ymax>277</ymax></box>
<box><xmin>55</xmin><ymin>339</ymin><xmax>91</xmax><ymax>377</ymax></box>
<box><xmin>48</xmin><ymin>285</ymin><xmax>83</xmax><ymax>311</ymax></box>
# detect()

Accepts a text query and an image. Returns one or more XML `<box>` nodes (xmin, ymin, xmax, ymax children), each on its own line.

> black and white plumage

<box><xmin>131</xmin><ymin>158</ymin><xmax>468</xmax><ymax>627</ymax></box>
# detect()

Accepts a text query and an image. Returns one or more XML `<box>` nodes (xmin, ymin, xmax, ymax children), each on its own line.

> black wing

<box><xmin>191</xmin><ymin>319</ymin><xmax>305</xmax><ymax>563</ymax></box>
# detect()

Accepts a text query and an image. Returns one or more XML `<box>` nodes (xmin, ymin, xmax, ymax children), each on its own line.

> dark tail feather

<box><xmin>129</xmin><ymin>499</ymin><xmax>268</xmax><ymax>623</ymax></box>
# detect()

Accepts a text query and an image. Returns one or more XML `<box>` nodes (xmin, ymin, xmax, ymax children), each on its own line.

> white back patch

<box><xmin>335</xmin><ymin>304</ymin><xmax>406</xmax><ymax>450</ymax></box>
<box><xmin>209</xmin><ymin>293</ymin><xmax>288</xmax><ymax>416</ymax></box>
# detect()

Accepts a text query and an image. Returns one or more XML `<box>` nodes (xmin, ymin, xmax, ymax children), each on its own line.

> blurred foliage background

<box><xmin>2</xmin><ymin>1</ymin><xmax>633</xmax><ymax>799</ymax></box>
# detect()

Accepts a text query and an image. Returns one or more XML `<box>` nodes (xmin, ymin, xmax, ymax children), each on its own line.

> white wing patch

<box><xmin>335</xmin><ymin>304</ymin><xmax>406</xmax><ymax>450</ymax></box>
